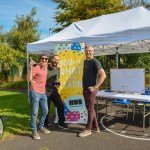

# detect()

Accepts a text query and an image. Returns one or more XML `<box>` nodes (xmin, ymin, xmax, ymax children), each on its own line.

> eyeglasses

<box><xmin>41</xmin><ymin>57</ymin><xmax>48</xmax><ymax>60</ymax></box>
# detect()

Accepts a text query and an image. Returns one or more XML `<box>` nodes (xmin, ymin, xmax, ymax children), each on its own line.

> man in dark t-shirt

<box><xmin>78</xmin><ymin>45</ymin><xmax>106</xmax><ymax>137</ymax></box>
<box><xmin>83</xmin><ymin>57</ymin><xmax>103</xmax><ymax>90</ymax></box>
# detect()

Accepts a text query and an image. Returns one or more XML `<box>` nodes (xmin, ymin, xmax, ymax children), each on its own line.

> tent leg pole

<box><xmin>116</xmin><ymin>52</ymin><xmax>119</xmax><ymax>69</ymax></box>
<box><xmin>27</xmin><ymin>51</ymin><xmax>30</xmax><ymax>104</ymax></box>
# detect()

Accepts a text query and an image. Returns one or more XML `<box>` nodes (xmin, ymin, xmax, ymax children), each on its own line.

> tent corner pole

<box><xmin>116</xmin><ymin>47</ymin><xmax>119</xmax><ymax>69</ymax></box>
<box><xmin>26</xmin><ymin>51</ymin><xmax>30</xmax><ymax>104</ymax></box>
<box><xmin>116</xmin><ymin>53</ymin><xmax>119</xmax><ymax>68</ymax></box>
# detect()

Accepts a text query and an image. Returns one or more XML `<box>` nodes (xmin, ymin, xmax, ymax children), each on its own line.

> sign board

<box><xmin>54</xmin><ymin>43</ymin><xmax>88</xmax><ymax>124</ymax></box>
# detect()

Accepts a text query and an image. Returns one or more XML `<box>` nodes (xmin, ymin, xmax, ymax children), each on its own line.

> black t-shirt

<box><xmin>82</xmin><ymin>57</ymin><xmax>102</xmax><ymax>90</ymax></box>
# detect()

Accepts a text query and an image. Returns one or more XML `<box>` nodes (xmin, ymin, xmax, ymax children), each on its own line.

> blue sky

<box><xmin>0</xmin><ymin>0</ymin><xmax>57</xmax><ymax>39</ymax></box>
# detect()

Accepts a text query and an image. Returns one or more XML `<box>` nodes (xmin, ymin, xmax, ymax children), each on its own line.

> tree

<box><xmin>52</xmin><ymin>0</ymin><xmax>127</xmax><ymax>32</ymax></box>
<box><xmin>0</xmin><ymin>26</ymin><xmax>5</xmax><ymax>43</ymax></box>
<box><xmin>0</xmin><ymin>43</ymin><xmax>24</xmax><ymax>67</ymax></box>
<box><xmin>0</xmin><ymin>8</ymin><xmax>40</xmax><ymax>82</ymax></box>
<box><xmin>119</xmin><ymin>53</ymin><xmax>150</xmax><ymax>70</ymax></box>
<box><xmin>6</xmin><ymin>7</ymin><xmax>40</xmax><ymax>53</ymax></box>
<box><xmin>0</xmin><ymin>43</ymin><xmax>24</xmax><ymax>81</ymax></box>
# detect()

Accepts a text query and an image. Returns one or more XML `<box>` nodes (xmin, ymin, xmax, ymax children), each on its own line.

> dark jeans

<box><xmin>45</xmin><ymin>90</ymin><xmax>65</xmax><ymax>126</ymax></box>
<box><xmin>83</xmin><ymin>89</ymin><xmax>98</xmax><ymax>130</ymax></box>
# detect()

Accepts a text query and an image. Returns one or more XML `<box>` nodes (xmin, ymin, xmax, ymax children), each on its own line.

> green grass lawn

<box><xmin>0</xmin><ymin>90</ymin><xmax>55</xmax><ymax>140</ymax></box>
<box><xmin>0</xmin><ymin>91</ymin><xmax>30</xmax><ymax>140</ymax></box>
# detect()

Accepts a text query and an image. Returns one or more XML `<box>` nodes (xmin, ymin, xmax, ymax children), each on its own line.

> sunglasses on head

<box><xmin>41</xmin><ymin>57</ymin><xmax>48</xmax><ymax>60</ymax></box>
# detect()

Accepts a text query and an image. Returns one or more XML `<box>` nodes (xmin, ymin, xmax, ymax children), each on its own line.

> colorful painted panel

<box><xmin>54</xmin><ymin>43</ymin><xmax>88</xmax><ymax>123</ymax></box>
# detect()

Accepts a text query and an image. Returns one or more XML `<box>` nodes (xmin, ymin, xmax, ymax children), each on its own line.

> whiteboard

<box><xmin>110</xmin><ymin>68</ymin><xmax>145</xmax><ymax>93</ymax></box>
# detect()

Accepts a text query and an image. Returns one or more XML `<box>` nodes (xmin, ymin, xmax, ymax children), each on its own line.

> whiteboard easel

<box><xmin>110</xmin><ymin>68</ymin><xmax>145</xmax><ymax>93</ymax></box>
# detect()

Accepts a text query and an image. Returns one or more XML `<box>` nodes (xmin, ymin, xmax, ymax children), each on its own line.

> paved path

<box><xmin>0</xmin><ymin>123</ymin><xmax>150</xmax><ymax>150</ymax></box>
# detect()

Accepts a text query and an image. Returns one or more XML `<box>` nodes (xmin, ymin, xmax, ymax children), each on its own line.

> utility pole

<box><xmin>49</xmin><ymin>28</ymin><xmax>52</xmax><ymax>36</ymax></box>
<box><xmin>49</xmin><ymin>28</ymin><xmax>56</xmax><ymax>36</ymax></box>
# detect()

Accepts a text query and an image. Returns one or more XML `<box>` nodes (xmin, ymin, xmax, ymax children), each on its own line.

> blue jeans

<box><xmin>29</xmin><ymin>90</ymin><xmax>48</xmax><ymax>133</ymax></box>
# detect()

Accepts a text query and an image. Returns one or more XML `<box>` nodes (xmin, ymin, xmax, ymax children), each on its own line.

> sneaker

<box><xmin>32</xmin><ymin>132</ymin><xmax>40</xmax><ymax>140</ymax></box>
<box><xmin>91</xmin><ymin>127</ymin><xmax>100</xmax><ymax>133</ymax></box>
<box><xmin>78</xmin><ymin>129</ymin><xmax>91</xmax><ymax>137</ymax></box>
<box><xmin>59</xmin><ymin>123</ymin><xmax>69</xmax><ymax>130</ymax></box>
<box><xmin>39</xmin><ymin>127</ymin><xmax>50</xmax><ymax>134</ymax></box>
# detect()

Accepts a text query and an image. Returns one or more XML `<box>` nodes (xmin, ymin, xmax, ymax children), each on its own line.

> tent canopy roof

<box><xmin>27</xmin><ymin>6</ymin><xmax>150</xmax><ymax>56</ymax></box>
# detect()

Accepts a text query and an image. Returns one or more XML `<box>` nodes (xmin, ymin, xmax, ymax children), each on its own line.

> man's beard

<box><xmin>52</xmin><ymin>62</ymin><xmax>57</xmax><ymax>67</ymax></box>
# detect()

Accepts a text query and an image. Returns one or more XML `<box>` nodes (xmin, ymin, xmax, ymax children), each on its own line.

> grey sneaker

<box><xmin>32</xmin><ymin>132</ymin><xmax>40</xmax><ymax>140</ymax></box>
<box><xmin>91</xmin><ymin>127</ymin><xmax>100</xmax><ymax>133</ymax></box>
<box><xmin>39</xmin><ymin>127</ymin><xmax>50</xmax><ymax>134</ymax></box>
<box><xmin>78</xmin><ymin>129</ymin><xmax>91</xmax><ymax>137</ymax></box>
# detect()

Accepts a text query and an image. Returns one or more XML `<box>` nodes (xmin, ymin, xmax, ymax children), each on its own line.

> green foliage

<box><xmin>6</xmin><ymin>8</ymin><xmax>40</xmax><ymax>52</ymax></box>
<box><xmin>0</xmin><ymin>26</ymin><xmax>5</xmax><ymax>43</ymax></box>
<box><xmin>52</xmin><ymin>0</ymin><xmax>127</xmax><ymax>32</ymax></box>
<box><xmin>0</xmin><ymin>81</ymin><xmax>28</xmax><ymax>90</ymax></box>
<box><xmin>97</xmin><ymin>53</ymin><xmax>150</xmax><ymax>71</ymax></box>
<box><xmin>29</xmin><ymin>53</ymin><xmax>41</xmax><ymax>62</ymax></box>
<box><xmin>0</xmin><ymin>43</ymin><xmax>25</xmax><ymax>69</ymax></box>
<box><xmin>96</xmin><ymin>55</ymin><xmax>117</xmax><ymax>69</ymax></box>
<box><xmin>121</xmin><ymin>53</ymin><xmax>150</xmax><ymax>69</ymax></box>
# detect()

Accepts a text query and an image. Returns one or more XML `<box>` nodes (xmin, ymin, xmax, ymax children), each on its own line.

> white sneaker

<box><xmin>91</xmin><ymin>127</ymin><xmax>100</xmax><ymax>133</ymax></box>
<box><xmin>32</xmin><ymin>132</ymin><xmax>40</xmax><ymax>140</ymax></box>
<box><xmin>39</xmin><ymin>127</ymin><xmax>50</xmax><ymax>134</ymax></box>
<box><xmin>78</xmin><ymin>129</ymin><xmax>91</xmax><ymax>137</ymax></box>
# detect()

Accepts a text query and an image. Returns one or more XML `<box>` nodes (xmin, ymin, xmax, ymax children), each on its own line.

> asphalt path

<box><xmin>1</xmin><ymin>123</ymin><xmax>150</xmax><ymax>150</ymax></box>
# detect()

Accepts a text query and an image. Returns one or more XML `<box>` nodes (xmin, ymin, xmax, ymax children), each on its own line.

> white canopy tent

<box><xmin>26</xmin><ymin>6</ymin><xmax>150</xmax><ymax>104</ymax></box>
<box><xmin>27</xmin><ymin>6</ymin><xmax>150</xmax><ymax>58</ymax></box>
